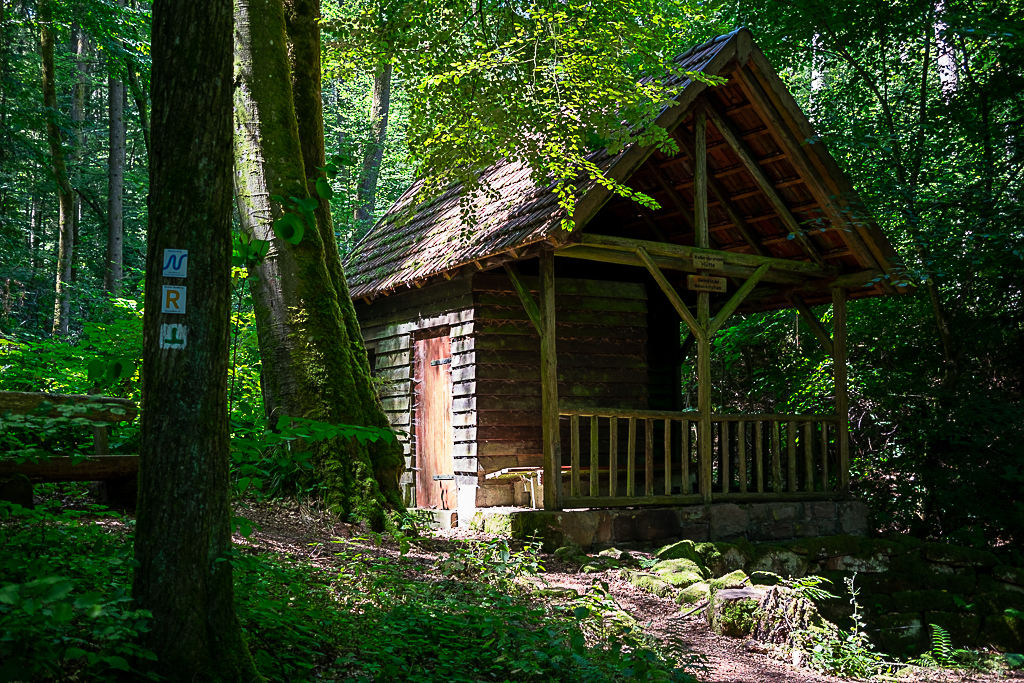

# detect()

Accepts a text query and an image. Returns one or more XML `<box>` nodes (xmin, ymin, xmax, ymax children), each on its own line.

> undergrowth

<box><xmin>0</xmin><ymin>499</ymin><xmax>700</xmax><ymax>682</ymax></box>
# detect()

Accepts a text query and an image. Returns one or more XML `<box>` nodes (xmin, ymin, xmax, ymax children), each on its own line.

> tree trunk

<box><xmin>354</xmin><ymin>62</ymin><xmax>391</xmax><ymax>228</ymax></box>
<box><xmin>131</xmin><ymin>0</ymin><xmax>260</xmax><ymax>678</ymax></box>
<box><xmin>126</xmin><ymin>61</ymin><xmax>151</xmax><ymax>158</ymax></box>
<box><xmin>106</xmin><ymin>69</ymin><xmax>125</xmax><ymax>295</ymax></box>
<box><xmin>233</xmin><ymin>0</ymin><xmax>403</xmax><ymax>528</ymax></box>
<box><xmin>41</xmin><ymin>0</ymin><xmax>74</xmax><ymax>336</ymax></box>
<box><xmin>70</xmin><ymin>27</ymin><xmax>87</xmax><ymax>285</ymax></box>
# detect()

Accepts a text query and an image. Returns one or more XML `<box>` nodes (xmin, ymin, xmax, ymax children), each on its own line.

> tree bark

<box><xmin>70</xmin><ymin>26</ymin><xmax>88</xmax><ymax>286</ymax></box>
<box><xmin>41</xmin><ymin>0</ymin><xmax>74</xmax><ymax>336</ymax></box>
<box><xmin>354</xmin><ymin>62</ymin><xmax>391</xmax><ymax>228</ymax></box>
<box><xmin>234</xmin><ymin>0</ymin><xmax>403</xmax><ymax>528</ymax></box>
<box><xmin>126</xmin><ymin>60</ymin><xmax>151</xmax><ymax>158</ymax></box>
<box><xmin>106</xmin><ymin>67</ymin><xmax>125</xmax><ymax>295</ymax></box>
<box><xmin>131</xmin><ymin>0</ymin><xmax>261</xmax><ymax>678</ymax></box>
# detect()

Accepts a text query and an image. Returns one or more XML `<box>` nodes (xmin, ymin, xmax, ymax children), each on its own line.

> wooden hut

<box><xmin>343</xmin><ymin>28</ymin><xmax>906</xmax><ymax>515</ymax></box>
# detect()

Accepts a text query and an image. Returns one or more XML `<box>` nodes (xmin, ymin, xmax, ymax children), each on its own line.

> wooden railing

<box><xmin>558</xmin><ymin>408</ymin><xmax>844</xmax><ymax>508</ymax></box>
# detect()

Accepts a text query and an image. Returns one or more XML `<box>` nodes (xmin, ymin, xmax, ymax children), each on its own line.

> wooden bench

<box><xmin>0</xmin><ymin>390</ymin><xmax>139</xmax><ymax>507</ymax></box>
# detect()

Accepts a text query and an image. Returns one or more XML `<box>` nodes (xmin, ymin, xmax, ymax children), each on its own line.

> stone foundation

<box><xmin>468</xmin><ymin>499</ymin><xmax>869</xmax><ymax>551</ymax></box>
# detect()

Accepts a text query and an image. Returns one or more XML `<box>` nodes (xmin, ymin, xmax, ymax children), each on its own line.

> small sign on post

<box><xmin>159</xmin><ymin>324</ymin><xmax>187</xmax><ymax>350</ymax></box>
<box><xmin>161</xmin><ymin>285</ymin><xmax>187</xmax><ymax>314</ymax></box>
<box><xmin>687</xmin><ymin>275</ymin><xmax>727</xmax><ymax>293</ymax></box>
<box><xmin>692</xmin><ymin>252</ymin><xmax>724</xmax><ymax>271</ymax></box>
<box><xmin>162</xmin><ymin>249</ymin><xmax>188</xmax><ymax>278</ymax></box>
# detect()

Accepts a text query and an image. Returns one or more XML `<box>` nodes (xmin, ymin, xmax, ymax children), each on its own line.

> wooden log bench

<box><xmin>0</xmin><ymin>390</ymin><xmax>139</xmax><ymax>508</ymax></box>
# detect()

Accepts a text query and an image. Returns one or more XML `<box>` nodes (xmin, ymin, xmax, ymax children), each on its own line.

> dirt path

<box><xmin>235</xmin><ymin>502</ymin><xmax>1015</xmax><ymax>683</ymax></box>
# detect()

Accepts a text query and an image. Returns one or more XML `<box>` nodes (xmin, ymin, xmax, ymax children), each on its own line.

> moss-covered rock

<box><xmin>700</xmin><ymin>542</ymin><xmax>752</xmax><ymax>578</ymax></box>
<box><xmin>581</xmin><ymin>558</ymin><xmax>619</xmax><ymax>574</ymax></box>
<box><xmin>979</xmin><ymin>614</ymin><xmax>1024</xmax><ymax>653</ymax></box>
<box><xmin>706</xmin><ymin>588</ymin><xmax>764</xmax><ymax>637</ymax></box>
<box><xmin>974</xmin><ymin>581</ymin><xmax>1024</xmax><ymax>616</ymax></box>
<box><xmin>653</xmin><ymin>558</ymin><xmax>705</xmax><ymax>588</ymax></box>
<box><xmin>654</xmin><ymin>539</ymin><xmax>701</xmax><ymax>564</ymax></box>
<box><xmin>676</xmin><ymin>582</ymin><xmax>710</xmax><ymax>606</ymax></box>
<box><xmin>874</xmin><ymin>612</ymin><xmax>927</xmax><ymax>655</ymax></box>
<box><xmin>553</xmin><ymin>545</ymin><xmax>587</xmax><ymax>565</ymax></box>
<box><xmin>623</xmin><ymin>570</ymin><xmax>675</xmax><ymax>598</ymax></box>
<box><xmin>597</xmin><ymin>547</ymin><xmax>639</xmax><ymax>568</ymax></box>
<box><xmin>994</xmin><ymin>565</ymin><xmax>1024</xmax><ymax>587</ymax></box>
<box><xmin>511</xmin><ymin>512</ymin><xmax>563</xmax><ymax>552</ymax></box>
<box><xmin>788</xmin><ymin>534</ymin><xmax>862</xmax><ymax>560</ymax></box>
<box><xmin>709</xmin><ymin>569</ymin><xmax>748</xmax><ymax>591</ymax></box>
<box><xmin>924</xmin><ymin>611</ymin><xmax>982</xmax><ymax>648</ymax></box>
<box><xmin>746</xmin><ymin>545</ymin><xmax>807</xmax><ymax>579</ymax></box>
<box><xmin>892</xmin><ymin>589</ymin><xmax>961</xmax><ymax>614</ymax></box>
<box><xmin>885</xmin><ymin>554</ymin><xmax>977</xmax><ymax>594</ymax></box>
<box><xmin>921</xmin><ymin>542</ymin><xmax>999</xmax><ymax>568</ymax></box>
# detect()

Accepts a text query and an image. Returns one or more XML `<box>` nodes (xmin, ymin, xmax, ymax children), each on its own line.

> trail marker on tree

<box><xmin>159</xmin><ymin>324</ymin><xmax>187</xmax><ymax>349</ymax></box>
<box><xmin>162</xmin><ymin>249</ymin><xmax>188</xmax><ymax>277</ymax></box>
<box><xmin>161</xmin><ymin>285</ymin><xmax>187</xmax><ymax>313</ymax></box>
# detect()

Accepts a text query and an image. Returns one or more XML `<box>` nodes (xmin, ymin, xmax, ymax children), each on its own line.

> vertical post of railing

<box><xmin>609</xmin><ymin>417</ymin><xmax>619</xmax><ymax>498</ymax></box>
<box><xmin>664</xmin><ymin>419</ymin><xmax>672</xmax><ymax>495</ymax></box>
<box><xmin>787</xmin><ymin>420</ymin><xmax>797</xmax><ymax>493</ymax></box>
<box><xmin>589</xmin><ymin>416</ymin><xmax>599</xmax><ymax>497</ymax></box>
<box><xmin>771</xmin><ymin>420</ymin><xmax>782</xmax><ymax>493</ymax></box>
<box><xmin>833</xmin><ymin>287</ymin><xmax>850</xmax><ymax>492</ymax></box>
<box><xmin>738</xmin><ymin>420</ymin><xmax>747</xmax><ymax>494</ymax></box>
<box><xmin>720</xmin><ymin>421</ymin><xmax>730</xmax><ymax>494</ymax></box>
<box><xmin>570</xmin><ymin>415</ymin><xmax>580</xmax><ymax>497</ymax></box>
<box><xmin>627</xmin><ymin>417</ymin><xmax>636</xmax><ymax>497</ymax></box>
<box><xmin>695</xmin><ymin>104</ymin><xmax>712</xmax><ymax>503</ymax></box>
<box><xmin>803</xmin><ymin>421</ymin><xmax>813</xmax><ymax>492</ymax></box>
<box><xmin>755</xmin><ymin>421</ymin><xmax>764</xmax><ymax>493</ymax></box>
<box><xmin>645</xmin><ymin>418</ymin><xmax>654</xmax><ymax>496</ymax></box>
<box><xmin>820</xmin><ymin>421</ymin><xmax>829</xmax><ymax>492</ymax></box>
<box><xmin>681</xmin><ymin>419</ymin><xmax>690</xmax><ymax>494</ymax></box>
<box><xmin>539</xmin><ymin>250</ymin><xmax>560</xmax><ymax>510</ymax></box>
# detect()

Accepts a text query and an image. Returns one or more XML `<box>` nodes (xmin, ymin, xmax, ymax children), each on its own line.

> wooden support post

<box><xmin>771</xmin><ymin>420</ymin><xmax>782</xmax><ymax>493</ymax></box>
<box><xmin>755</xmin><ymin>420</ymin><xmax>764</xmax><ymax>493</ymax></box>
<box><xmin>820</xmin><ymin>422</ymin><xmax>830</xmax><ymax>492</ymax></box>
<box><xmin>609</xmin><ymin>417</ymin><xmax>619</xmax><ymax>497</ymax></box>
<box><xmin>738</xmin><ymin>420</ymin><xmax>747</xmax><ymax>494</ymax></box>
<box><xmin>803</xmin><ymin>420</ymin><xmax>814</xmax><ymax>492</ymax></box>
<box><xmin>787</xmin><ymin>421</ymin><xmax>797</xmax><ymax>492</ymax></box>
<box><xmin>627</xmin><ymin>417</ymin><xmax>636</xmax><ymax>497</ymax></box>
<box><xmin>664</xmin><ymin>418</ymin><xmax>672</xmax><ymax>495</ymax></box>
<box><xmin>833</xmin><ymin>287</ymin><xmax>850</xmax><ymax>492</ymax></box>
<box><xmin>695</xmin><ymin>105</ymin><xmax>713</xmax><ymax>503</ymax></box>
<box><xmin>681</xmin><ymin>419</ymin><xmax>690</xmax><ymax>494</ymax></box>
<box><xmin>645</xmin><ymin>418</ymin><xmax>654</xmax><ymax>496</ymax></box>
<box><xmin>590</xmin><ymin>416</ymin><xmax>599</xmax><ymax>497</ymax></box>
<box><xmin>720</xmin><ymin>421</ymin><xmax>730</xmax><ymax>494</ymax></box>
<box><xmin>539</xmin><ymin>250</ymin><xmax>560</xmax><ymax>510</ymax></box>
<box><xmin>571</xmin><ymin>415</ymin><xmax>581</xmax><ymax>497</ymax></box>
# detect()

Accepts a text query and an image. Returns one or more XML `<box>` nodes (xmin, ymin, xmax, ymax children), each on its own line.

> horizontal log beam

<box><xmin>0</xmin><ymin>455</ymin><xmax>139</xmax><ymax>482</ymax></box>
<box><xmin>0</xmin><ymin>391</ymin><xmax>138</xmax><ymax>423</ymax></box>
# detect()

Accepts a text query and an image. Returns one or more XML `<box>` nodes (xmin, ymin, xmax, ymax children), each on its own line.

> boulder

<box><xmin>892</xmin><ymin>589</ymin><xmax>960</xmax><ymax>614</ymax></box>
<box><xmin>654</xmin><ymin>539</ymin><xmax>701</xmax><ymax>564</ymax></box>
<box><xmin>709</xmin><ymin>569</ymin><xmax>748</xmax><ymax>591</ymax></box>
<box><xmin>979</xmin><ymin>614</ymin><xmax>1024</xmax><ymax>653</ymax></box>
<box><xmin>874</xmin><ymin>612</ymin><xmax>926</xmax><ymax>655</ymax></box>
<box><xmin>698</xmin><ymin>541</ymin><xmax>752</xmax><ymax>578</ymax></box>
<box><xmin>652</xmin><ymin>558</ymin><xmax>705</xmax><ymax>588</ymax></box>
<box><xmin>921</xmin><ymin>542</ymin><xmax>999</xmax><ymax>569</ymax></box>
<box><xmin>597</xmin><ymin>547</ymin><xmax>639</xmax><ymax>569</ymax></box>
<box><xmin>994</xmin><ymin>565</ymin><xmax>1024</xmax><ymax>587</ymax></box>
<box><xmin>623</xmin><ymin>570</ymin><xmax>675</xmax><ymax>598</ymax></box>
<box><xmin>788</xmin><ymin>534</ymin><xmax>862</xmax><ymax>560</ymax></box>
<box><xmin>676</xmin><ymin>582</ymin><xmax>710</xmax><ymax>606</ymax></box>
<box><xmin>924</xmin><ymin>611</ymin><xmax>982</xmax><ymax>648</ymax></box>
<box><xmin>745</xmin><ymin>545</ymin><xmax>807</xmax><ymax>579</ymax></box>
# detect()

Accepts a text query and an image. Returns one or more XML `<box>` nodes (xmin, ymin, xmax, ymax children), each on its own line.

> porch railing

<box><xmin>558</xmin><ymin>408</ymin><xmax>844</xmax><ymax>508</ymax></box>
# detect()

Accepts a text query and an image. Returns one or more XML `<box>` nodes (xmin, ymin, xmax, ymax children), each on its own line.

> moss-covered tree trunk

<box><xmin>132</xmin><ymin>0</ymin><xmax>261</xmax><ymax>679</ymax></box>
<box><xmin>39</xmin><ymin>0</ymin><xmax>74</xmax><ymax>336</ymax></box>
<box><xmin>233</xmin><ymin>0</ymin><xmax>403</xmax><ymax>528</ymax></box>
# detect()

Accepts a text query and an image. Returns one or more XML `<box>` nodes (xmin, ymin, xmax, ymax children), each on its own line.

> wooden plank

<box><xmin>635</xmin><ymin>245</ymin><xmax>704</xmax><ymax>340</ymax></box>
<box><xmin>720</xmin><ymin>420</ymin><xmax>729</xmax><ymax>494</ymax></box>
<box><xmin>475</xmin><ymin>320</ymin><xmax>647</xmax><ymax>340</ymax></box>
<box><xmin>466</xmin><ymin>335</ymin><xmax>650</xmax><ymax>356</ymax></box>
<box><xmin>712</xmin><ymin>492</ymin><xmax>843</xmax><ymax>503</ymax></box>
<box><xmin>359</xmin><ymin>293</ymin><xmax>475</xmax><ymax>329</ymax></box>
<box><xmin>804</xmin><ymin>420</ymin><xmax>814</xmax><ymax>493</ymax></box>
<box><xmin>787</xmin><ymin>420</ymin><xmax>797</xmax><ymax>493</ymax></box>
<box><xmin>681</xmin><ymin>419</ymin><xmax>690</xmax><ymax>494</ymax></box>
<box><xmin>755</xmin><ymin>420</ymin><xmax>764</xmax><ymax>493</ymax></box>
<box><xmin>645</xmin><ymin>418</ymin><xmax>654</xmax><ymax>497</ymax></box>
<box><xmin>833</xmin><ymin>287</ymin><xmax>849</xmax><ymax>492</ymax></box>
<box><xmin>0</xmin><ymin>391</ymin><xmax>138</xmax><ymax>423</ymax></box>
<box><xmin>771</xmin><ymin>419</ymin><xmax>782</xmax><ymax>493</ymax></box>
<box><xmin>789</xmin><ymin>294</ymin><xmax>834</xmax><ymax>355</ymax></box>
<box><xmin>539</xmin><ymin>250</ymin><xmax>560</xmax><ymax>510</ymax></box>
<box><xmin>570</xmin><ymin>414</ymin><xmax>581</xmax><ymax>497</ymax></box>
<box><xmin>590</xmin><ymin>415</ymin><xmax>599</xmax><ymax>497</ymax></box>
<box><xmin>473</xmin><ymin>272</ymin><xmax>647</xmax><ymax>299</ymax></box>
<box><xmin>704</xmin><ymin>98</ymin><xmax>827</xmax><ymax>267</ymax></box>
<box><xmin>738</xmin><ymin>420</ymin><xmax>747</xmax><ymax>494</ymax></box>
<box><xmin>707</xmin><ymin>262</ymin><xmax>770</xmax><ymax>337</ymax></box>
<box><xmin>562</xmin><ymin>493</ymin><xmax>704</xmax><ymax>508</ymax></box>
<box><xmin>663</xmin><ymin>418</ymin><xmax>672</xmax><ymax>496</ymax></box>
<box><xmin>626</xmin><ymin>417</ymin><xmax>636</xmax><ymax>497</ymax></box>
<box><xmin>475</xmin><ymin>305</ymin><xmax>647</xmax><ymax>327</ymax></box>
<box><xmin>647</xmin><ymin>161</ymin><xmax>696</xmax><ymax>230</ymax></box>
<box><xmin>503</xmin><ymin>262</ymin><xmax>542</xmax><ymax>334</ymax></box>
<box><xmin>558</xmin><ymin>408</ymin><xmax>837</xmax><ymax>422</ymax></box>
<box><xmin>0</xmin><ymin>455</ymin><xmax>138</xmax><ymax>482</ymax></box>
<box><xmin>609</xmin><ymin>416</ymin><xmax>619</xmax><ymax>497</ymax></box>
<box><xmin>476</xmin><ymin>292</ymin><xmax>648</xmax><ymax>314</ymax></box>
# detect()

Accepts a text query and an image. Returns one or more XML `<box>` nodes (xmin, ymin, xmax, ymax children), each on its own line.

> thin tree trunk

<box><xmin>126</xmin><ymin>60</ymin><xmax>151</xmax><ymax>158</ymax></box>
<box><xmin>70</xmin><ymin>27</ymin><xmax>88</xmax><ymax>284</ymax></box>
<box><xmin>234</xmin><ymin>0</ymin><xmax>403</xmax><ymax>527</ymax></box>
<box><xmin>40</xmin><ymin>0</ymin><xmax>74</xmax><ymax>336</ymax></box>
<box><xmin>354</xmin><ymin>62</ymin><xmax>391</xmax><ymax>227</ymax></box>
<box><xmin>106</xmin><ymin>68</ymin><xmax>125</xmax><ymax>295</ymax></box>
<box><xmin>132</xmin><ymin>0</ymin><xmax>260</xmax><ymax>679</ymax></box>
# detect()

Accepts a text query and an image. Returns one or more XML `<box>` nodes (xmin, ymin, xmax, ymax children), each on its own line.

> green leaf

<box><xmin>289</xmin><ymin>196</ymin><xmax>318</xmax><ymax>212</ymax></box>
<box><xmin>49</xmin><ymin>601</ymin><xmax>74</xmax><ymax>623</ymax></box>
<box><xmin>103</xmin><ymin>655</ymin><xmax>131</xmax><ymax>671</ymax></box>
<box><xmin>273</xmin><ymin>213</ymin><xmax>305</xmax><ymax>245</ymax></box>
<box><xmin>64</xmin><ymin>648</ymin><xmax>88</xmax><ymax>660</ymax></box>
<box><xmin>316</xmin><ymin>177</ymin><xmax>334</xmax><ymax>200</ymax></box>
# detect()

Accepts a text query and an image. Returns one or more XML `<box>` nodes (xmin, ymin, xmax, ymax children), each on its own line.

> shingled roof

<box><xmin>344</xmin><ymin>28</ymin><xmax>904</xmax><ymax>306</ymax></box>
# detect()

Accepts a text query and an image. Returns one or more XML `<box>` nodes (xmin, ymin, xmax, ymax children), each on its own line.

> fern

<box><xmin>929</xmin><ymin>623</ymin><xmax>956</xmax><ymax>667</ymax></box>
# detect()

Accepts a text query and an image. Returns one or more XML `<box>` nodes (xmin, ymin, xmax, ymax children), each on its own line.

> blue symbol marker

<box><xmin>163</xmin><ymin>249</ymin><xmax>188</xmax><ymax>277</ymax></box>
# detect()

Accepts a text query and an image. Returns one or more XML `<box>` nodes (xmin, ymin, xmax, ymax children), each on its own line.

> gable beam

<box><xmin>704</xmin><ymin>98</ymin><xmax>828</xmax><ymax>268</ymax></box>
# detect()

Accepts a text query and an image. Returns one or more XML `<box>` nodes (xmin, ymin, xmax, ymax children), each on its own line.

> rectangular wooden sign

<box><xmin>687</xmin><ymin>275</ymin><xmax>727</xmax><ymax>293</ymax></box>
<box><xmin>691</xmin><ymin>252</ymin><xmax>724</xmax><ymax>271</ymax></box>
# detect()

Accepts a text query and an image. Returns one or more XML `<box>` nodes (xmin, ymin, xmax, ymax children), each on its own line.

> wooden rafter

<box><xmin>704</xmin><ymin>98</ymin><xmax>828</xmax><ymax>267</ymax></box>
<box><xmin>503</xmin><ymin>262</ymin><xmax>542</xmax><ymax>334</ymax></box>
<box><xmin>646</xmin><ymin>162</ymin><xmax>696</xmax><ymax>231</ymax></box>
<box><xmin>708</xmin><ymin>263</ymin><xmax>770</xmax><ymax>337</ymax></box>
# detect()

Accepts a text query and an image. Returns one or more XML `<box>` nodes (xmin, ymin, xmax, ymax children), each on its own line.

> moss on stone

<box><xmin>745</xmin><ymin>545</ymin><xmax>807</xmax><ymax>579</ymax></box>
<box><xmin>703</xmin><ymin>542</ymin><xmax>751</xmax><ymax>578</ymax></box>
<box><xmin>708</xmin><ymin>594</ymin><xmax>759</xmax><ymax>637</ymax></box>
<box><xmin>994</xmin><ymin>565</ymin><xmax>1024</xmax><ymax>587</ymax></box>
<box><xmin>709</xmin><ymin>569</ymin><xmax>748</xmax><ymax>591</ymax></box>
<box><xmin>922</xmin><ymin>542</ymin><xmax>999</xmax><ymax>568</ymax></box>
<box><xmin>892</xmin><ymin>589</ymin><xmax>959</xmax><ymax>614</ymax></box>
<box><xmin>653</xmin><ymin>558</ymin><xmax>706</xmax><ymax>588</ymax></box>
<box><xmin>625</xmin><ymin>571</ymin><xmax>674</xmax><ymax>598</ymax></box>
<box><xmin>510</xmin><ymin>512</ymin><xmax>562</xmax><ymax>552</ymax></box>
<box><xmin>654</xmin><ymin>539</ymin><xmax>701</xmax><ymax>564</ymax></box>
<box><xmin>787</xmin><ymin>534</ymin><xmax>862</xmax><ymax>560</ymax></box>
<box><xmin>925</xmin><ymin>611</ymin><xmax>982</xmax><ymax>648</ymax></box>
<box><xmin>875</xmin><ymin>612</ymin><xmax>926</xmax><ymax>654</ymax></box>
<box><xmin>979</xmin><ymin>614</ymin><xmax>1024</xmax><ymax>653</ymax></box>
<box><xmin>676</xmin><ymin>582</ymin><xmax>710</xmax><ymax>606</ymax></box>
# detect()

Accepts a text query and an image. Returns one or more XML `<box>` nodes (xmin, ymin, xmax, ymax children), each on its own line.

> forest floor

<box><xmin>235</xmin><ymin>501</ymin><xmax>1020</xmax><ymax>683</ymax></box>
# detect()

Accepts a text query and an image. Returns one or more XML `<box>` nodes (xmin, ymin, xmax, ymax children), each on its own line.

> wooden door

<box><xmin>414</xmin><ymin>334</ymin><xmax>454</xmax><ymax>509</ymax></box>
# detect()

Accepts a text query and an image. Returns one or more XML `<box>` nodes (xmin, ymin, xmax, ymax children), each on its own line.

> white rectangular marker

<box><xmin>159</xmin><ymin>324</ymin><xmax>187</xmax><ymax>350</ymax></box>
<box><xmin>162</xmin><ymin>249</ymin><xmax>188</xmax><ymax>277</ymax></box>
<box><xmin>161</xmin><ymin>285</ymin><xmax>187</xmax><ymax>314</ymax></box>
